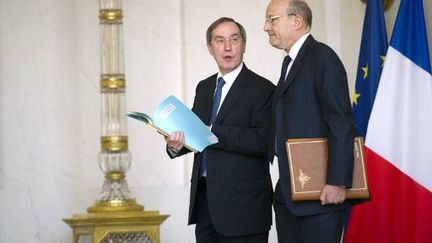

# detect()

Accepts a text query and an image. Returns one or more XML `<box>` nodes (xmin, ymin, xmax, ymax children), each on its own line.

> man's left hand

<box><xmin>320</xmin><ymin>184</ymin><xmax>346</xmax><ymax>205</ymax></box>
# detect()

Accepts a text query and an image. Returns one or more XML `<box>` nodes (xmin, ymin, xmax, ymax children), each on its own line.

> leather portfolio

<box><xmin>286</xmin><ymin>137</ymin><xmax>369</xmax><ymax>201</ymax></box>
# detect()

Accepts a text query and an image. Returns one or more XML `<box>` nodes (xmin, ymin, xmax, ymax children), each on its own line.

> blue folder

<box><xmin>128</xmin><ymin>95</ymin><xmax>218</xmax><ymax>152</ymax></box>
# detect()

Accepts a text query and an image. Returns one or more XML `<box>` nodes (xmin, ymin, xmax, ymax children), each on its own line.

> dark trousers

<box><xmin>194</xmin><ymin>178</ymin><xmax>269</xmax><ymax>243</ymax></box>
<box><xmin>274</xmin><ymin>182</ymin><xmax>344</xmax><ymax>243</ymax></box>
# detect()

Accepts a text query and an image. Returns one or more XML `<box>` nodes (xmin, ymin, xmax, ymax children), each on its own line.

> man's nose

<box><xmin>263</xmin><ymin>21</ymin><xmax>271</xmax><ymax>32</ymax></box>
<box><xmin>224</xmin><ymin>41</ymin><xmax>232</xmax><ymax>50</ymax></box>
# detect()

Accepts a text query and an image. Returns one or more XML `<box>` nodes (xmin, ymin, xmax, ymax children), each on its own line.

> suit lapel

<box><xmin>274</xmin><ymin>35</ymin><xmax>315</xmax><ymax>101</ymax></box>
<box><xmin>214</xmin><ymin>65</ymin><xmax>249</xmax><ymax>124</ymax></box>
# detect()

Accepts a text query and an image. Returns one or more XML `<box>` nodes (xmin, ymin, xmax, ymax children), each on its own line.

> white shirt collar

<box><xmin>217</xmin><ymin>62</ymin><xmax>243</xmax><ymax>86</ymax></box>
<box><xmin>288</xmin><ymin>33</ymin><xmax>310</xmax><ymax>60</ymax></box>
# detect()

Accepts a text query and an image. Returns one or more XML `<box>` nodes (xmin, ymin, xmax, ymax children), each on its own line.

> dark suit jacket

<box><xmin>271</xmin><ymin>35</ymin><xmax>356</xmax><ymax>216</ymax></box>
<box><xmin>170</xmin><ymin>64</ymin><xmax>274</xmax><ymax>237</ymax></box>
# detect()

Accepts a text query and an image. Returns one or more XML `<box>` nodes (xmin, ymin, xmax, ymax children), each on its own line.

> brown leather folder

<box><xmin>286</xmin><ymin>137</ymin><xmax>369</xmax><ymax>201</ymax></box>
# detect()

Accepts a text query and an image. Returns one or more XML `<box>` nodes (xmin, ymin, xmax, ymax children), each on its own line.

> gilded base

<box><xmin>87</xmin><ymin>199</ymin><xmax>144</xmax><ymax>213</ymax></box>
<box><xmin>63</xmin><ymin>210</ymin><xmax>169</xmax><ymax>243</ymax></box>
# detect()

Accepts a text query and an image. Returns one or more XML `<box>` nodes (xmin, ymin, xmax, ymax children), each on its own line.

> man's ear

<box><xmin>293</xmin><ymin>15</ymin><xmax>304</xmax><ymax>30</ymax></box>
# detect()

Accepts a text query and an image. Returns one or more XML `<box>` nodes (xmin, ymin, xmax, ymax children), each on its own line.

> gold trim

<box><xmin>101</xmin><ymin>136</ymin><xmax>128</xmax><ymax>152</ymax></box>
<box><xmin>105</xmin><ymin>172</ymin><xmax>125</xmax><ymax>181</ymax></box>
<box><xmin>72</xmin><ymin>227</ymin><xmax>94</xmax><ymax>243</ymax></box>
<box><xmin>63</xmin><ymin>210</ymin><xmax>169</xmax><ymax>243</ymax></box>
<box><xmin>360</xmin><ymin>0</ymin><xmax>395</xmax><ymax>11</ymax></box>
<box><xmin>99</xmin><ymin>9</ymin><xmax>123</xmax><ymax>22</ymax></box>
<box><xmin>87</xmin><ymin>199</ymin><xmax>144</xmax><ymax>213</ymax></box>
<box><xmin>296</xmin><ymin>169</ymin><xmax>311</xmax><ymax>189</ymax></box>
<box><xmin>95</xmin><ymin>227</ymin><xmax>159</xmax><ymax>243</ymax></box>
<box><xmin>64</xmin><ymin>210</ymin><xmax>168</xmax><ymax>226</ymax></box>
<box><xmin>101</xmin><ymin>75</ymin><xmax>126</xmax><ymax>89</ymax></box>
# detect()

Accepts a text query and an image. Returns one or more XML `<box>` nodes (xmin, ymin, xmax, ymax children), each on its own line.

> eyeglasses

<box><xmin>264</xmin><ymin>14</ymin><xmax>296</xmax><ymax>25</ymax></box>
<box><xmin>210</xmin><ymin>36</ymin><xmax>242</xmax><ymax>47</ymax></box>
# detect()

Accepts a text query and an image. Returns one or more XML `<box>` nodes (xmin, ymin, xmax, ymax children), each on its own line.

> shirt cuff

<box><xmin>166</xmin><ymin>145</ymin><xmax>180</xmax><ymax>157</ymax></box>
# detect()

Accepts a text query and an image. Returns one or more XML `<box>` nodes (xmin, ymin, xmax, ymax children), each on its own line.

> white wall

<box><xmin>1</xmin><ymin>0</ymin><xmax>431</xmax><ymax>242</ymax></box>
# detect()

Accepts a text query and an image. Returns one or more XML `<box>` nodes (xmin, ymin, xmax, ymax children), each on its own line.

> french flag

<box><xmin>345</xmin><ymin>0</ymin><xmax>432</xmax><ymax>242</ymax></box>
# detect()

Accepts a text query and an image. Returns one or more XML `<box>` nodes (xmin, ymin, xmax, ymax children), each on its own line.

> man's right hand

<box><xmin>164</xmin><ymin>131</ymin><xmax>185</xmax><ymax>152</ymax></box>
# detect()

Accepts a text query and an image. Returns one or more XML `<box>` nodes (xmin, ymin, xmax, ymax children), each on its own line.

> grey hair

<box><xmin>206</xmin><ymin>17</ymin><xmax>247</xmax><ymax>44</ymax></box>
<box><xmin>287</xmin><ymin>0</ymin><xmax>312</xmax><ymax>27</ymax></box>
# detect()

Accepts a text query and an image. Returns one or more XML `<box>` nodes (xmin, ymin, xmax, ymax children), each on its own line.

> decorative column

<box><xmin>89</xmin><ymin>0</ymin><xmax>139</xmax><ymax>214</ymax></box>
<box><xmin>64</xmin><ymin>1</ymin><xmax>168</xmax><ymax>242</ymax></box>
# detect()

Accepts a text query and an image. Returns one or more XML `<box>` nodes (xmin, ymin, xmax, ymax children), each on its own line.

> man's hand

<box><xmin>320</xmin><ymin>184</ymin><xmax>346</xmax><ymax>205</ymax></box>
<box><xmin>164</xmin><ymin>131</ymin><xmax>185</xmax><ymax>152</ymax></box>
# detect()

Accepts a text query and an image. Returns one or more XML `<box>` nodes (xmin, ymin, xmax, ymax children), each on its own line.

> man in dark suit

<box><xmin>164</xmin><ymin>17</ymin><xmax>274</xmax><ymax>243</ymax></box>
<box><xmin>264</xmin><ymin>0</ymin><xmax>356</xmax><ymax>242</ymax></box>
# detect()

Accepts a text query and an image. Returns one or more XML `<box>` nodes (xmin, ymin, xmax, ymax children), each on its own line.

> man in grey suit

<box><xmin>264</xmin><ymin>0</ymin><xmax>356</xmax><ymax>242</ymax></box>
<box><xmin>165</xmin><ymin>17</ymin><xmax>274</xmax><ymax>243</ymax></box>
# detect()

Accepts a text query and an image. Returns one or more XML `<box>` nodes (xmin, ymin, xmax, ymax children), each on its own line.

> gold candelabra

<box><xmin>64</xmin><ymin>1</ymin><xmax>168</xmax><ymax>242</ymax></box>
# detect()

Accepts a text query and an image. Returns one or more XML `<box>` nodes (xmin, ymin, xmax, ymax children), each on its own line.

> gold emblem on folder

<box><xmin>297</xmin><ymin>169</ymin><xmax>311</xmax><ymax>189</ymax></box>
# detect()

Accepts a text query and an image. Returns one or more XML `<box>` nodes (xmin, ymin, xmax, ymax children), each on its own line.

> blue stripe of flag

<box><xmin>390</xmin><ymin>0</ymin><xmax>431</xmax><ymax>74</ymax></box>
<box><xmin>352</xmin><ymin>0</ymin><xmax>388</xmax><ymax>137</ymax></box>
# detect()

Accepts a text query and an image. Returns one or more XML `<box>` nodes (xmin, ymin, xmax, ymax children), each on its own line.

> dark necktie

<box><xmin>209</xmin><ymin>77</ymin><xmax>226</xmax><ymax>124</ymax></box>
<box><xmin>199</xmin><ymin>77</ymin><xmax>226</xmax><ymax>176</ymax></box>
<box><xmin>277</xmin><ymin>55</ymin><xmax>292</xmax><ymax>86</ymax></box>
<box><xmin>274</xmin><ymin>55</ymin><xmax>291</xmax><ymax>156</ymax></box>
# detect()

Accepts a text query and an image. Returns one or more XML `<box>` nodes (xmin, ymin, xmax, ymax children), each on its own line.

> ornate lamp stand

<box><xmin>63</xmin><ymin>1</ymin><xmax>168</xmax><ymax>242</ymax></box>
